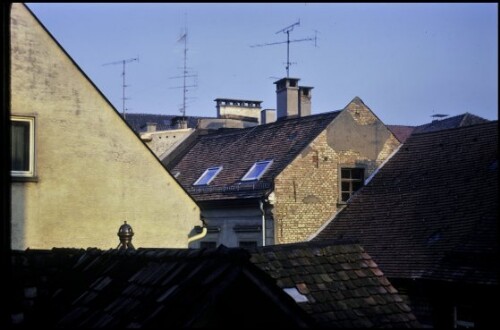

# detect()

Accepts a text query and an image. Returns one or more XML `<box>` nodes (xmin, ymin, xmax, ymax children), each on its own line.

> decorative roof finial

<box><xmin>117</xmin><ymin>221</ymin><xmax>135</xmax><ymax>250</ymax></box>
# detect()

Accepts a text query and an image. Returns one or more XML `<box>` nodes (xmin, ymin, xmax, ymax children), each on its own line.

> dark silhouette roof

<box><xmin>171</xmin><ymin>111</ymin><xmax>341</xmax><ymax>201</ymax></box>
<box><xmin>11</xmin><ymin>246</ymin><xmax>315</xmax><ymax>328</ymax></box>
<box><xmin>250</xmin><ymin>241</ymin><xmax>420</xmax><ymax>328</ymax></box>
<box><xmin>315</xmin><ymin>121</ymin><xmax>499</xmax><ymax>284</ymax></box>
<box><xmin>412</xmin><ymin>112</ymin><xmax>488</xmax><ymax>135</ymax></box>
<box><xmin>386</xmin><ymin>125</ymin><xmax>415</xmax><ymax>143</ymax></box>
<box><xmin>124</xmin><ymin>113</ymin><xmax>212</xmax><ymax>133</ymax></box>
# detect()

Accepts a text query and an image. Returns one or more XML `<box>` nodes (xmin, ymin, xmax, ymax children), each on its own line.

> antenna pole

<box><xmin>251</xmin><ymin>20</ymin><xmax>317</xmax><ymax>77</ymax></box>
<box><xmin>103</xmin><ymin>57</ymin><xmax>139</xmax><ymax>119</ymax></box>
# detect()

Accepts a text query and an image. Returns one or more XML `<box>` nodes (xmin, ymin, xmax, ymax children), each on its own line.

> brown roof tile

<box><xmin>171</xmin><ymin>111</ymin><xmax>341</xmax><ymax>201</ymax></box>
<box><xmin>315</xmin><ymin>121</ymin><xmax>498</xmax><ymax>284</ymax></box>
<box><xmin>250</xmin><ymin>241</ymin><xmax>419</xmax><ymax>328</ymax></box>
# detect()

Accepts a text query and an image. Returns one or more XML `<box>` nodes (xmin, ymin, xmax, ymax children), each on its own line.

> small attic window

<box><xmin>283</xmin><ymin>288</ymin><xmax>309</xmax><ymax>303</ymax></box>
<box><xmin>193</xmin><ymin>166</ymin><xmax>222</xmax><ymax>186</ymax></box>
<box><xmin>241</xmin><ymin>160</ymin><xmax>273</xmax><ymax>181</ymax></box>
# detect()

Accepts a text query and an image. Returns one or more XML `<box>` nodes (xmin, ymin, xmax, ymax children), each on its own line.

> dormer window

<box><xmin>193</xmin><ymin>166</ymin><xmax>222</xmax><ymax>186</ymax></box>
<box><xmin>241</xmin><ymin>160</ymin><xmax>273</xmax><ymax>181</ymax></box>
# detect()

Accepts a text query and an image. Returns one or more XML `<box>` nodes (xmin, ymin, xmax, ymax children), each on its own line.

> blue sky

<box><xmin>26</xmin><ymin>3</ymin><xmax>497</xmax><ymax>126</ymax></box>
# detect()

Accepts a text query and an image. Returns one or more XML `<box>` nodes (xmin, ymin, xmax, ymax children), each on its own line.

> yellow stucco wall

<box><xmin>10</xmin><ymin>3</ymin><xmax>200</xmax><ymax>250</ymax></box>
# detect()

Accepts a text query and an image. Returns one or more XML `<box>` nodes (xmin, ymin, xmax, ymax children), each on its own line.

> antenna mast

<box><xmin>251</xmin><ymin>20</ymin><xmax>317</xmax><ymax>77</ymax></box>
<box><xmin>103</xmin><ymin>57</ymin><xmax>139</xmax><ymax>119</ymax></box>
<box><xmin>170</xmin><ymin>17</ymin><xmax>197</xmax><ymax>120</ymax></box>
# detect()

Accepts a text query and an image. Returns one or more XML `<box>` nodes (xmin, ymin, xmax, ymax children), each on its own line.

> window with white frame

<box><xmin>241</xmin><ymin>160</ymin><xmax>273</xmax><ymax>181</ymax></box>
<box><xmin>193</xmin><ymin>166</ymin><xmax>222</xmax><ymax>186</ymax></box>
<box><xmin>340</xmin><ymin>167</ymin><xmax>364</xmax><ymax>202</ymax></box>
<box><xmin>11</xmin><ymin>116</ymin><xmax>35</xmax><ymax>177</ymax></box>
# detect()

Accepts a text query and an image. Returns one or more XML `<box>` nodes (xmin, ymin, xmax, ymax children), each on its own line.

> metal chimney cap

<box><xmin>117</xmin><ymin>221</ymin><xmax>134</xmax><ymax>238</ymax></box>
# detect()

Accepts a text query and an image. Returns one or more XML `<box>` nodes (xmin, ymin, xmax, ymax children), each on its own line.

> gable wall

<box><xmin>10</xmin><ymin>4</ymin><xmax>200</xmax><ymax>249</ymax></box>
<box><xmin>273</xmin><ymin>100</ymin><xmax>400</xmax><ymax>243</ymax></box>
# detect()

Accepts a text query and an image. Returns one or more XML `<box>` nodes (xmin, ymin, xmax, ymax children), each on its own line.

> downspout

<box><xmin>187</xmin><ymin>217</ymin><xmax>208</xmax><ymax>244</ymax></box>
<box><xmin>260</xmin><ymin>199</ymin><xmax>266</xmax><ymax>246</ymax></box>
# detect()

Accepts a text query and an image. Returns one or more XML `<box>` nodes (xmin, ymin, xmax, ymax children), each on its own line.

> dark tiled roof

<box><xmin>250</xmin><ymin>242</ymin><xmax>420</xmax><ymax>328</ymax></box>
<box><xmin>11</xmin><ymin>247</ymin><xmax>315</xmax><ymax>328</ymax></box>
<box><xmin>124</xmin><ymin>113</ymin><xmax>212</xmax><ymax>133</ymax></box>
<box><xmin>171</xmin><ymin>111</ymin><xmax>341</xmax><ymax>201</ymax></box>
<box><xmin>412</xmin><ymin>113</ymin><xmax>488</xmax><ymax>134</ymax></box>
<box><xmin>386</xmin><ymin>125</ymin><xmax>415</xmax><ymax>143</ymax></box>
<box><xmin>315</xmin><ymin>122</ymin><xmax>499</xmax><ymax>284</ymax></box>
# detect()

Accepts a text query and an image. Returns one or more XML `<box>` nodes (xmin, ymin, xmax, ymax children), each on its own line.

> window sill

<box><xmin>11</xmin><ymin>176</ymin><xmax>39</xmax><ymax>182</ymax></box>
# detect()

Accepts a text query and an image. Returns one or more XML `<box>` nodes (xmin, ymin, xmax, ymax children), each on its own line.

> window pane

<box><xmin>242</xmin><ymin>160</ymin><xmax>272</xmax><ymax>181</ymax></box>
<box><xmin>341</xmin><ymin>169</ymin><xmax>350</xmax><ymax>179</ymax></box>
<box><xmin>341</xmin><ymin>193</ymin><xmax>351</xmax><ymax>202</ymax></box>
<box><xmin>352</xmin><ymin>181</ymin><xmax>363</xmax><ymax>192</ymax></box>
<box><xmin>194</xmin><ymin>167</ymin><xmax>221</xmax><ymax>185</ymax></box>
<box><xmin>352</xmin><ymin>168</ymin><xmax>364</xmax><ymax>180</ymax></box>
<box><xmin>341</xmin><ymin>182</ymin><xmax>350</xmax><ymax>192</ymax></box>
<box><xmin>239</xmin><ymin>241</ymin><xmax>258</xmax><ymax>248</ymax></box>
<box><xmin>11</xmin><ymin>121</ymin><xmax>30</xmax><ymax>171</ymax></box>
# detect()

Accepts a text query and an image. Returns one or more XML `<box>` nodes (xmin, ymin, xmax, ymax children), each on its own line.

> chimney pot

<box><xmin>117</xmin><ymin>221</ymin><xmax>135</xmax><ymax>250</ymax></box>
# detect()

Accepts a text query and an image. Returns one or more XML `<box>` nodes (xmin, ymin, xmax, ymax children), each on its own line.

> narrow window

<box><xmin>340</xmin><ymin>168</ymin><xmax>364</xmax><ymax>202</ymax></box>
<box><xmin>193</xmin><ymin>166</ymin><xmax>222</xmax><ymax>186</ymax></box>
<box><xmin>11</xmin><ymin>116</ymin><xmax>35</xmax><ymax>177</ymax></box>
<box><xmin>238</xmin><ymin>241</ymin><xmax>258</xmax><ymax>249</ymax></box>
<box><xmin>241</xmin><ymin>160</ymin><xmax>273</xmax><ymax>181</ymax></box>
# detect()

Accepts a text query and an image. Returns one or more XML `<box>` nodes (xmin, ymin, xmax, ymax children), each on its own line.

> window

<box><xmin>200</xmin><ymin>241</ymin><xmax>217</xmax><ymax>249</ymax></box>
<box><xmin>241</xmin><ymin>160</ymin><xmax>273</xmax><ymax>181</ymax></box>
<box><xmin>193</xmin><ymin>166</ymin><xmax>222</xmax><ymax>186</ymax></box>
<box><xmin>238</xmin><ymin>241</ymin><xmax>258</xmax><ymax>249</ymax></box>
<box><xmin>11</xmin><ymin>116</ymin><xmax>35</xmax><ymax>177</ymax></box>
<box><xmin>340</xmin><ymin>168</ymin><xmax>364</xmax><ymax>202</ymax></box>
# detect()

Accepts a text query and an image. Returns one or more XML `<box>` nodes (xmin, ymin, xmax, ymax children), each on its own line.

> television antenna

<box><xmin>251</xmin><ymin>20</ymin><xmax>317</xmax><ymax>77</ymax></box>
<box><xmin>103</xmin><ymin>57</ymin><xmax>139</xmax><ymax>119</ymax></box>
<box><xmin>170</xmin><ymin>18</ymin><xmax>197</xmax><ymax>121</ymax></box>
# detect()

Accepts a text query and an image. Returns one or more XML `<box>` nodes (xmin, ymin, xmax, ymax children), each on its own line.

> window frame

<box><xmin>11</xmin><ymin>116</ymin><xmax>36</xmax><ymax>178</ymax></box>
<box><xmin>193</xmin><ymin>166</ymin><xmax>223</xmax><ymax>186</ymax></box>
<box><xmin>241</xmin><ymin>160</ymin><xmax>273</xmax><ymax>181</ymax></box>
<box><xmin>339</xmin><ymin>167</ymin><xmax>365</xmax><ymax>203</ymax></box>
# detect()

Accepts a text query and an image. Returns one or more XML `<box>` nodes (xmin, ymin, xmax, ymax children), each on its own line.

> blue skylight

<box><xmin>241</xmin><ymin>160</ymin><xmax>273</xmax><ymax>181</ymax></box>
<box><xmin>193</xmin><ymin>166</ymin><xmax>222</xmax><ymax>186</ymax></box>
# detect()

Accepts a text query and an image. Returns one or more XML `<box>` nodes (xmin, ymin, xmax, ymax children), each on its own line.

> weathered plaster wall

<box><xmin>10</xmin><ymin>3</ymin><xmax>200</xmax><ymax>250</ymax></box>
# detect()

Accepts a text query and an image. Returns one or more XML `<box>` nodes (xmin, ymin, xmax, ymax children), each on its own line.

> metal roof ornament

<box><xmin>117</xmin><ymin>221</ymin><xmax>135</xmax><ymax>250</ymax></box>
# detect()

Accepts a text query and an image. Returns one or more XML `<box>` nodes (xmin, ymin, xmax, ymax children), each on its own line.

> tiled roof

<box><xmin>386</xmin><ymin>125</ymin><xmax>415</xmax><ymax>143</ymax></box>
<box><xmin>315</xmin><ymin>122</ymin><xmax>498</xmax><ymax>284</ymax></box>
<box><xmin>171</xmin><ymin>111</ymin><xmax>341</xmax><ymax>201</ymax></box>
<box><xmin>412</xmin><ymin>112</ymin><xmax>488</xmax><ymax>134</ymax></box>
<box><xmin>124</xmin><ymin>113</ymin><xmax>212</xmax><ymax>133</ymax></box>
<box><xmin>11</xmin><ymin>247</ymin><xmax>315</xmax><ymax>328</ymax></box>
<box><xmin>250</xmin><ymin>242</ymin><xmax>420</xmax><ymax>328</ymax></box>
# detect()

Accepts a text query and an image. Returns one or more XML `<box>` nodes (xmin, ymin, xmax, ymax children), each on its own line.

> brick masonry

<box><xmin>273</xmin><ymin>100</ymin><xmax>400</xmax><ymax>243</ymax></box>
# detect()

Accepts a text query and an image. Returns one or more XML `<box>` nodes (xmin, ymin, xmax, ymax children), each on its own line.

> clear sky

<box><xmin>26</xmin><ymin>3</ymin><xmax>498</xmax><ymax>126</ymax></box>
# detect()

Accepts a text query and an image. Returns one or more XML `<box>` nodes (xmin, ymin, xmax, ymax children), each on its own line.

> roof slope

<box><xmin>172</xmin><ymin>111</ymin><xmax>341</xmax><ymax>201</ymax></box>
<box><xmin>124</xmin><ymin>113</ymin><xmax>212</xmax><ymax>132</ymax></box>
<box><xmin>11</xmin><ymin>247</ymin><xmax>314</xmax><ymax>328</ymax></box>
<box><xmin>250</xmin><ymin>242</ymin><xmax>420</xmax><ymax>328</ymax></box>
<box><xmin>412</xmin><ymin>112</ymin><xmax>488</xmax><ymax>134</ymax></box>
<box><xmin>386</xmin><ymin>125</ymin><xmax>415</xmax><ymax>143</ymax></box>
<box><xmin>315</xmin><ymin>122</ymin><xmax>498</xmax><ymax>284</ymax></box>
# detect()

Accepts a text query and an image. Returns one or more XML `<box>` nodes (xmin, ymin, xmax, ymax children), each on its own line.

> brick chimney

<box><xmin>275</xmin><ymin>78</ymin><xmax>313</xmax><ymax>120</ymax></box>
<box><xmin>260</xmin><ymin>109</ymin><xmax>276</xmax><ymax>125</ymax></box>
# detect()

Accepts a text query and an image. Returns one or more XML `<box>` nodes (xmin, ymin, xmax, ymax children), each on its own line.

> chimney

<box><xmin>215</xmin><ymin>98</ymin><xmax>262</xmax><ymax>123</ymax></box>
<box><xmin>260</xmin><ymin>109</ymin><xmax>276</xmax><ymax>125</ymax></box>
<box><xmin>274</xmin><ymin>77</ymin><xmax>300</xmax><ymax>119</ymax></box>
<box><xmin>298</xmin><ymin>86</ymin><xmax>313</xmax><ymax>117</ymax></box>
<box><xmin>146</xmin><ymin>122</ymin><xmax>157</xmax><ymax>132</ymax></box>
<box><xmin>117</xmin><ymin>221</ymin><xmax>135</xmax><ymax>250</ymax></box>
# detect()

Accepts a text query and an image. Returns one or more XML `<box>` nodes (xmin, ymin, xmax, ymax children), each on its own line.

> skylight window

<box><xmin>241</xmin><ymin>160</ymin><xmax>273</xmax><ymax>181</ymax></box>
<box><xmin>193</xmin><ymin>166</ymin><xmax>222</xmax><ymax>186</ymax></box>
<box><xmin>283</xmin><ymin>288</ymin><xmax>309</xmax><ymax>303</ymax></box>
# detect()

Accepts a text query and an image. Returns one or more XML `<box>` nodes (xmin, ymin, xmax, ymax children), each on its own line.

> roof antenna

<box><xmin>103</xmin><ymin>57</ymin><xmax>139</xmax><ymax>120</ymax></box>
<box><xmin>251</xmin><ymin>19</ymin><xmax>318</xmax><ymax>77</ymax></box>
<box><xmin>170</xmin><ymin>13</ymin><xmax>197</xmax><ymax>128</ymax></box>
